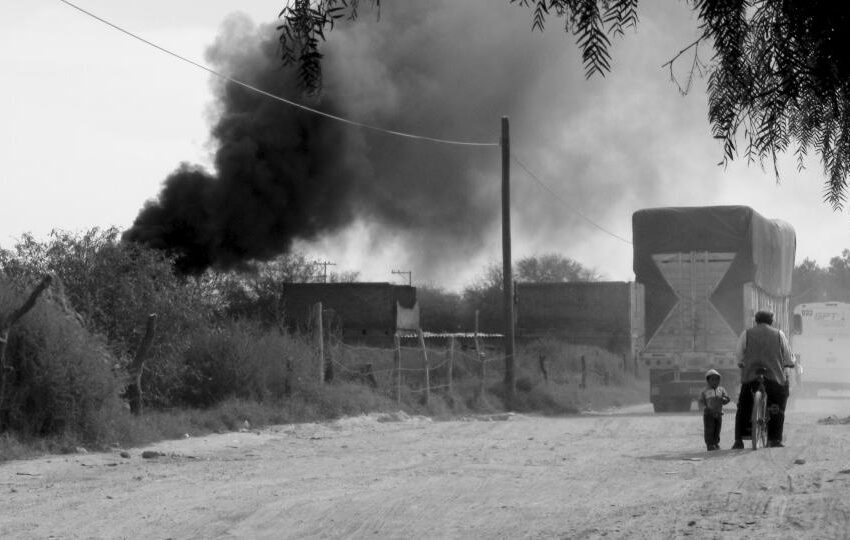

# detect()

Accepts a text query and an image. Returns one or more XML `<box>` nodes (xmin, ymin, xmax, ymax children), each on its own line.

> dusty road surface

<box><xmin>3</xmin><ymin>400</ymin><xmax>850</xmax><ymax>539</ymax></box>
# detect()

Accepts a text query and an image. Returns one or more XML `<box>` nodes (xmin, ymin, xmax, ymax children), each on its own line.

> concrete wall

<box><xmin>516</xmin><ymin>281</ymin><xmax>644</xmax><ymax>358</ymax></box>
<box><xmin>282</xmin><ymin>283</ymin><xmax>419</xmax><ymax>344</ymax></box>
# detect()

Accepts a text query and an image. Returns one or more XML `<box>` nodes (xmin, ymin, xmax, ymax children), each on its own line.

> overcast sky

<box><xmin>2</xmin><ymin>1</ymin><xmax>847</xmax><ymax>290</ymax></box>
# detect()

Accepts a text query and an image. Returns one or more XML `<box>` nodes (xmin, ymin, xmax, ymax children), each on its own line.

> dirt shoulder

<box><xmin>3</xmin><ymin>403</ymin><xmax>850</xmax><ymax>539</ymax></box>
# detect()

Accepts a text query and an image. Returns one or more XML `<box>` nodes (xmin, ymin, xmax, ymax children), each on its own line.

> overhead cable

<box><xmin>57</xmin><ymin>0</ymin><xmax>500</xmax><ymax>148</ymax></box>
<box><xmin>511</xmin><ymin>154</ymin><xmax>633</xmax><ymax>245</ymax></box>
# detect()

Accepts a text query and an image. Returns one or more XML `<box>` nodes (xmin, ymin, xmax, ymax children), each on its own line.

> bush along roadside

<box><xmin>0</xmin><ymin>230</ymin><xmax>646</xmax><ymax>462</ymax></box>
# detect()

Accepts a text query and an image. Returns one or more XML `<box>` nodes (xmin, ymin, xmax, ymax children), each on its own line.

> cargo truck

<box><xmin>633</xmin><ymin>206</ymin><xmax>795</xmax><ymax>412</ymax></box>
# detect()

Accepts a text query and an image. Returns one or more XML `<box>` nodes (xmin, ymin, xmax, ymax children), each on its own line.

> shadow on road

<box><xmin>640</xmin><ymin>448</ymin><xmax>747</xmax><ymax>461</ymax></box>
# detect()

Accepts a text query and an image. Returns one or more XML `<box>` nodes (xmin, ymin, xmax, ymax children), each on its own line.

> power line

<box><xmin>57</xmin><ymin>0</ymin><xmax>500</xmax><ymax>148</ymax></box>
<box><xmin>511</xmin><ymin>154</ymin><xmax>633</xmax><ymax>245</ymax></box>
<box><xmin>59</xmin><ymin>0</ymin><xmax>631</xmax><ymax>245</ymax></box>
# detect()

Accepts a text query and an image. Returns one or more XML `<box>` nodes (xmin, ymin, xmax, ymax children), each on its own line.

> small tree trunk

<box><xmin>418</xmin><ymin>330</ymin><xmax>429</xmax><ymax>406</ymax></box>
<box><xmin>394</xmin><ymin>334</ymin><xmax>402</xmax><ymax>404</ymax></box>
<box><xmin>284</xmin><ymin>357</ymin><xmax>293</xmax><ymax>396</ymax></box>
<box><xmin>128</xmin><ymin>314</ymin><xmax>157</xmax><ymax>416</ymax></box>
<box><xmin>315</xmin><ymin>302</ymin><xmax>324</xmax><ymax>385</ymax></box>
<box><xmin>580</xmin><ymin>355</ymin><xmax>587</xmax><ymax>389</ymax></box>
<box><xmin>538</xmin><ymin>353</ymin><xmax>549</xmax><ymax>382</ymax></box>
<box><xmin>447</xmin><ymin>336</ymin><xmax>455</xmax><ymax>394</ymax></box>
<box><xmin>475</xmin><ymin>310</ymin><xmax>484</xmax><ymax>399</ymax></box>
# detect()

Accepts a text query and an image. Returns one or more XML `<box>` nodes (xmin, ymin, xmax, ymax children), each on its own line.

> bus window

<box><xmin>792</xmin><ymin>314</ymin><xmax>803</xmax><ymax>335</ymax></box>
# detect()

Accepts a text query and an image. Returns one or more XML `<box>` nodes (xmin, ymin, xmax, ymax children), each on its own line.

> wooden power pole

<box><xmin>501</xmin><ymin>116</ymin><xmax>516</xmax><ymax>406</ymax></box>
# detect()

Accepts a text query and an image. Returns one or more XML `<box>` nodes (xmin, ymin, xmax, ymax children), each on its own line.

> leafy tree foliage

<box><xmin>0</xmin><ymin>229</ymin><xmax>210</xmax><ymax>406</ymax></box>
<box><xmin>0</xmin><ymin>278</ymin><xmax>123</xmax><ymax>439</ymax></box>
<box><xmin>416</xmin><ymin>285</ymin><xmax>464</xmax><ymax>332</ymax></box>
<box><xmin>516</xmin><ymin>252</ymin><xmax>600</xmax><ymax>282</ymax></box>
<box><xmin>461</xmin><ymin>262</ymin><xmax>506</xmax><ymax>333</ymax></box>
<box><xmin>277</xmin><ymin>1</ymin><xmax>850</xmax><ymax>206</ymax></box>
<box><xmin>791</xmin><ymin>251</ymin><xmax>850</xmax><ymax>305</ymax></box>
<box><xmin>278</xmin><ymin>0</ymin><xmax>380</xmax><ymax>92</ymax></box>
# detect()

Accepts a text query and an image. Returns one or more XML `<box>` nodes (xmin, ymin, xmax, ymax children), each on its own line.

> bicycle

<box><xmin>748</xmin><ymin>366</ymin><xmax>790</xmax><ymax>450</ymax></box>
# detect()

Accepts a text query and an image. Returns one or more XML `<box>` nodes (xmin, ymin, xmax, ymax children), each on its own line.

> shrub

<box><xmin>178</xmin><ymin>320</ymin><xmax>316</xmax><ymax>408</ymax></box>
<box><xmin>0</xmin><ymin>278</ymin><xmax>123</xmax><ymax>442</ymax></box>
<box><xmin>0</xmin><ymin>229</ymin><xmax>212</xmax><ymax>409</ymax></box>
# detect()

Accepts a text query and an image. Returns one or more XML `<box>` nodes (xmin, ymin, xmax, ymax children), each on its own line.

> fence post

<box><xmin>315</xmin><ymin>302</ymin><xmax>324</xmax><ymax>385</ymax></box>
<box><xmin>284</xmin><ymin>357</ymin><xmax>293</xmax><ymax>396</ymax></box>
<box><xmin>448</xmin><ymin>336</ymin><xmax>455</xmax><ymax>394</ymax></box>
<box><xmin>622</xmin><ymin>353</ymin><xmax>627</xmax><ymax>372</ymax></box>
<box><xmin>418</xmin><ymin>329</ymin><xmax>430</xmax><ymax>405</ymax></box>
<box><xmin>394</xmin><ymin>334</ymin><xmax>402</xmax><ymax>405</ymax></box>
<box><xmin>633</xmin><ymin>354</ymin><xmax>639</xmax><ymax>377</ymax></box>
<box><xmin>475</xmin><ymin>310</ymin><xmax>484</xmax><ymax>398</ymax></box>
<box><xmin>580</xmin><ymin>355</ymin><xmax>587</xmax><ymax>389</ymax></box>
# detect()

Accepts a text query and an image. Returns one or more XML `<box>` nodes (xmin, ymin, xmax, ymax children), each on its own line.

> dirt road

<box><xmin>3</xmin><ymin>399</ymin><xmax>850</xmax><ymax>539</ymax></box>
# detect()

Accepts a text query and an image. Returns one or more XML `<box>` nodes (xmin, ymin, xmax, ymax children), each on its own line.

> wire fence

<box><xmin>324</xmin><ymin>334</ymin><xmax>506</xmax><ymax>404</ymax></box>
<box><xmin>319</xmin><ymin>333</ymin><xmax>640</xmax><ymax>407</ymax></box>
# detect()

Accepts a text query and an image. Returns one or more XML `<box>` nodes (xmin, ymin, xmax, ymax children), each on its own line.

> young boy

<box><xmin>699</xmin><ymin>369</ymin><xmax>731</xmax><ymax>451</ymax></box>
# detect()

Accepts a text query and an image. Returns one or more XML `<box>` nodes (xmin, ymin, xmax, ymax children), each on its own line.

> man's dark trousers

<box><xmin>734</xmin><ymin>379</ymin><xmax>789</xmax><ymax>442</ymax></box>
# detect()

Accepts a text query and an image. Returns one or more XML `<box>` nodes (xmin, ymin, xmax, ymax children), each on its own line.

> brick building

<box><xmin>282</xmin><ymin>283</ymin><xmax>419</xmax><ymax>345</ymax></box>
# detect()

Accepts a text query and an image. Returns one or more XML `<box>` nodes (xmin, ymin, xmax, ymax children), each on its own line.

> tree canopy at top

<box><xmin>277</xmin><ymin>0</ymin><xmax>850</xmax><ymax>208</ymax></box>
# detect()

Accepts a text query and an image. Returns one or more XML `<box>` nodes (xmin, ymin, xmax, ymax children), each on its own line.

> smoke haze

<box><xmin>125</xmin><ymin>1</ymin><xmax>714</xmax><ymax>281</ymax></box>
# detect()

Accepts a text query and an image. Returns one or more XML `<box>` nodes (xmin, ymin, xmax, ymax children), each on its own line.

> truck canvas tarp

<box><xmin>633</xmin><ymin>205</ymin><xmax>795</xmax><ymax>342</ymax></box>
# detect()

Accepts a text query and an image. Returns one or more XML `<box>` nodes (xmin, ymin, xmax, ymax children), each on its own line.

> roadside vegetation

<box><xmin>0</xmin><ymin>229</ymin><xmax>643</xmax><ymax>462</ymax></box>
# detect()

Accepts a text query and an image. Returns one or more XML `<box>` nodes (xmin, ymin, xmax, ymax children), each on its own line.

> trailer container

<box><xmin>516</xmin><ymin>281</ymin><xmax>644</xmax><ymax>361</ymax></box>
<box><xmin>282</xmin><ymin>283</ymin><xmax>419</xmax><ymax>346</ymax></box>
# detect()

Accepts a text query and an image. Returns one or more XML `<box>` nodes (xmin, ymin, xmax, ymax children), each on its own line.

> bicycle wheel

<box><xmin>751</xmin><ymin>390</ymin><xmax>769</xmax><ymax>450</ymax></box>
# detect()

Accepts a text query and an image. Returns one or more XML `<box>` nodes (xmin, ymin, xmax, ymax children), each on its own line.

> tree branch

<box><xmin>1</xmin><ymin>275</ymin><xmax>52</xmax><ymax>330</ymax></box>
<box><xmin>661</xmin><ymin>33</ymin><xmax>709</xmax><ymax>70</ymax></box>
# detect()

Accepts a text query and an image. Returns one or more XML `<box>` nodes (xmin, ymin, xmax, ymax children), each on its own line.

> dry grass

<box><xmin>1</xmin><ymin>333</ymin><xmax>647</xmax><ymax>463</ymax></box>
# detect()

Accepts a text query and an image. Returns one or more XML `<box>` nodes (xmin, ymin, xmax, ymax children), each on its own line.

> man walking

<box><xmin>732</xmin><ymin>310</ymin><xmax>795</xmax><ymax>449</ymax></box>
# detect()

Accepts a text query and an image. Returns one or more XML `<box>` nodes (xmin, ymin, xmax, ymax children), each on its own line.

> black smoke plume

<box><xmin>125</xmin><ymin>2</ymin><xmax>702</xmax><ymax>280</ymax></box>
<box><xmin>124</xmin><ymin>8</ymin><xmax>517</xmax><ymax>275</ymax></box>
<box><xmin>124</xmin><ymin>16</ymin><xmax>363</xmax><ymax>274</ymax></box>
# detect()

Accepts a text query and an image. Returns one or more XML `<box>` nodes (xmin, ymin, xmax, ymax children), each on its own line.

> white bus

<box><xmin>791</xmin><ymin>302</ymin><xmax>850</xmax><ymax>396</ymax></box>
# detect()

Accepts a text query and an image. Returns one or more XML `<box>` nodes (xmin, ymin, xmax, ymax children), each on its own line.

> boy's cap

<box><xmin>705</xmin><ymin>369</ymin><xmax>721</xmax><ymax>379</ymax></box>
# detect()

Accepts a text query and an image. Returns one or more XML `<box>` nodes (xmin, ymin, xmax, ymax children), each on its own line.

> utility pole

<box><xmin>312</xmin><ymin>260</ymin><xmax>336</xmax><ymax>283</ymax></box>
<box><xmin>501</xmin><ymin>116</ymin><xmax>516</xmax><ymax>406</ymax></box>
<box><xmin>391</xmin><ymin>269</ymin><xmax>412</xmax><ymax>286</ymax></box>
